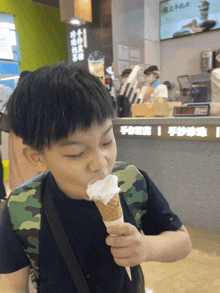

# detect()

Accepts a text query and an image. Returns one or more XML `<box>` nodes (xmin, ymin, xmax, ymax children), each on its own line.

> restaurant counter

<box><xmin>112</xmin><ymin>117</ymin><xmax>220</xmax><ymax>231</ymax></box>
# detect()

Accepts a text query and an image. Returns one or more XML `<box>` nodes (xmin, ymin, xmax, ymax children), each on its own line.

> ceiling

<box><xmin>27</xmin><ymin>0</ymin><xmax>59</xmax><ymax>9</ymax></box>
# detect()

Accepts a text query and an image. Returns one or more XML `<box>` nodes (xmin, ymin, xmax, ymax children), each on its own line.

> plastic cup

<box><xmin>88</xmin><ymin>51</ymin><xmax>105</xmax><ymax>83</ymax></box>
<box><xmin>198</xmin><ymin>1</ymin><xmax>210</xmax><ymax>21</ymax></box>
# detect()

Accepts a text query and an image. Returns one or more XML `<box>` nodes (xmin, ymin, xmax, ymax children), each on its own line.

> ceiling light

<box><xmin>59</xmin><ymin>0</ymin><xmax>92</xmax><ymax>25</ymax></box>
<box><xmin>70</xmin><ymin>19</ymin><xmax>81</xmax><ymax>26</ymax></box>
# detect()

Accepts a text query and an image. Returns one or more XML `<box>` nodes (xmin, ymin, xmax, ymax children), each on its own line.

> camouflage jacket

<box><xmin>7</xmin><ymin>161</ymin><xmax>148</xmax><ymax>291</ymax></box>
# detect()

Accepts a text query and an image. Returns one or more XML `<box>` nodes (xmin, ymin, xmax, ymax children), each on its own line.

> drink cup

<box><xmin>198</xmin><ymin>1</ymin><xmax>210</xmax><ymax>21</ymax></box>
<box><xmin>88</xmin><ymin>51</ymin><xmax>105</xmax><ymax>84</ymax></box>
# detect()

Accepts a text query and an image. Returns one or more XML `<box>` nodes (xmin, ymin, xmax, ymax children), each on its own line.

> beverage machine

<box><xmin>176</xmin><ymin>74</ymin><xmax>210</xmax><ymax>104</ymax></box>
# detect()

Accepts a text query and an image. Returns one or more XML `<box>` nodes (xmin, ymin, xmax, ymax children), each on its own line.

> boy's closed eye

<box><xmin>65</xmin><ymin>139</ymin><xmax>113</xmax><ymax>158</ymax></box>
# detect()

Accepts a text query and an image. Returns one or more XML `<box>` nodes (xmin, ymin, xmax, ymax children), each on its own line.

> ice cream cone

<box><xmin>95</xmin><ymin>193</ymin><xmax>122</xmax><ymax>222</ymax></box>
<box><xmin>95</xmin><ymin>194</ymin><xmax>132</xmax><ymax>281</ymax></box>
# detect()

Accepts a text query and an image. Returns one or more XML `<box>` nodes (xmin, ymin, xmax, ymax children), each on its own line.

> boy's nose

<box><xmin>88</xmin><ymin>151</ymin><xmax>108</xmax><ymax>173</ymax></box>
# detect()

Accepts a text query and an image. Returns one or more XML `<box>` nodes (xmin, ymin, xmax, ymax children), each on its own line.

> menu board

<box><xmin>160</xmin><ymin>0</ymin><xmax>220</xmax><ymax>40</ymax></box>
<box><xmin>130</xmin><ymin>48</ymin><xmax>140</xmax><ymax>63</ymax></box>
<box><xmin>67</xmin><ymin>0</ymin><xmax>113</xmax><ymax>83</ymax></box>
<box><xmin>118</xmin><ymin>45</ymin><xmax>129</xmax><ymax>61</ymax></box>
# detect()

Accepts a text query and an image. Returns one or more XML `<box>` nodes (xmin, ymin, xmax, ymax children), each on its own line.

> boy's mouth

<box><xmin>89</xmin><ymin>174</ymin><xmax>109</xmax><ymax>185</ymax></box>
<box><xmin>86</xmin><ymin>174</ymin><xmax>121</xmax><ymax>204</ymax></box>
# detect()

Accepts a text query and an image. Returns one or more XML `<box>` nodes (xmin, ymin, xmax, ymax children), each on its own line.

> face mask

<box><xmin>122</xmin><ymin>78</ymin><xmax>127</xmax><ymax>84</ymax></box>
<box><xmin>145</xmin><ymin>74</ymin><xmax>154</xmax><ymax>83</ymax></box>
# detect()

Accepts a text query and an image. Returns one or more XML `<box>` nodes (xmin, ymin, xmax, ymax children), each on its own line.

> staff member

<box><xmin>143</xmin><ymin>65</ymin><xmax>168</xmax><ymax>103</ymax></box>
<box><xmin>121</xmin><ymin>68</ymin><xmax>132</xmax><ymax>84</ymax></box>
<box><xmin>120</xmin><ymin>68</ymin><xmax>132</xmax><ymax>94</ymax></box>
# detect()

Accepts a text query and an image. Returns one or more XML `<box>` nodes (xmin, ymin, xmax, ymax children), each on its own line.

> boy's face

<box><xmin>40</xmin><ymin>119</ymin><xmax>117</xmax><ymax>200</ymax></box>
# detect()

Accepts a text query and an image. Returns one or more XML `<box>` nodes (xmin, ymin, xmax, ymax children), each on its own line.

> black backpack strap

<box><xmin>42</xmin><ymin>182</ymin><xmax>91</xmax><ymax>293</ymax></box>
<box><xmin>0</xmin><ymin>151</ymin><xmax>6</xmax><ymax>200</ymax></box>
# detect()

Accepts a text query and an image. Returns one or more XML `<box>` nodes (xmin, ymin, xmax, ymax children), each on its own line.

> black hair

<box><xmin>19</xmin><ymin>70</ymin><xmax>31</xmax><ymax>82</ymax></box>
<box><xmin>144</xmin><ymin>65</ymin><xmax>159</xmax><ymax>75</ymax></box>
<box><xmin>121</xmin><ymin>68</ymin><xmax>132</xmax><ymax>77</ymax></box>
<box><xmin>163</xmin><ymin>81</ymin><xmax>172</xmax><ymax>91</ymax></box>
<box><xmin>6</xmin><ymin>64</ymin><xmax>114</xmax><ymax>151</ymax></box>
<box><xmin>0</xmin><ymin>71</ymin><xmax>31</xmax><ymax>112</ymax></box>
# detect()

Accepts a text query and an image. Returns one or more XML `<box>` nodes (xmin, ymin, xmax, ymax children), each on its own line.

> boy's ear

<box><xmin>22</xmin><ymin>146</ymin><xmax>48</xmax><ymax>173</ymax></box>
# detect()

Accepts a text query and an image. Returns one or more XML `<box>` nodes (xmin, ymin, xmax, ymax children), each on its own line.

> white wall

<box><xmin>143</xmin><ymin>0</ymin><xmax>220</xmax><ymax>95</ymax></box>
<box><xmin>160</xmin><ymin>30</ymin><xmax>220</xmax><ymax>83</ymax></box>
<box><xmin>111</xmin><ymin>0</ymin><xmax>145</xmax><ymax>78</ymax></box>
<box><xmin>111</xmin><ymin>0</ymin><xmax>162</xmax><ymax>79</ymax></box>
<box><xmin>112</xmin><ymin>0</ymin><xmax>220</xmax><ymax>84</ymax></box>
<box><xmin>158</xmin><ymin>0</ymin><xmax>220</xmax><ymax>92</ymax></box>
<box><xmin>144</xmin><ymin>0</ymin><xmax>161</xmax><ymax>70</ymax></box>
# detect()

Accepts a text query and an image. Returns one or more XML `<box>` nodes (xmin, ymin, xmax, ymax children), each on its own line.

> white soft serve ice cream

<box><xmin>86</xmin><ymin>175</ymin><xmax>121</xmax><ymax>205</ymax></box>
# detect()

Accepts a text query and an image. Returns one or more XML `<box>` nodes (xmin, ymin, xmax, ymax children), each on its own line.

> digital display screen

<box><xmin>175</xmin><ymin>106</ymin><xmax>196</xmax><ymax>115</ymax></box>
<box><xmin>192</xmin><ymin>87</ymin><xmax>199</xmax><ymax>94</ymax></box>
<box><xmin>173</xmin><ymin>105</ymin><xmax>210</xmax><ymax>116</ymax></box>
<box><xmin>160</xmin><ymin>0</ymin><xmax>220</xmax><ymax>40</ymax></box>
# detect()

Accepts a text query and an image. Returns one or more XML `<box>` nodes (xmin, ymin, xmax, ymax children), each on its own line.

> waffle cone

<box><xmin>95</xmin><ymin>193</ymin><xmax>132</xmax><ymax>281</ymax></box>
<box><xmin>95</xmin><ymin>193</ymin><xmax>123</xmax><ymax>222</ymax></box>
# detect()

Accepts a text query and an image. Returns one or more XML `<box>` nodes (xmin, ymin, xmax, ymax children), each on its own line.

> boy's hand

<box><xmin>106</xmin><ymin>223</ymin><xmax>150</xmax><ymax>267</ymax></box>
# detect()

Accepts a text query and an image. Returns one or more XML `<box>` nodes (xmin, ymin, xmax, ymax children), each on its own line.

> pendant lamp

<box><xmin>59</xmin><ymin>0</ymin><xmax>92</xmax><ymax>26</ymax></box>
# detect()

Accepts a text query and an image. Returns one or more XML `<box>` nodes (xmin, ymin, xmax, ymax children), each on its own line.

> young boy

<box><xmin>0</xmin><ymin>64</ymin><xmax>192</xmax><ymax>293</ymax></box>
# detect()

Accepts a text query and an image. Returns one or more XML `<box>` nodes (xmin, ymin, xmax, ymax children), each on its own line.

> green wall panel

<box><xmin>0</xmin><ymin>0</ymin><xmax>67</xmax><ymax>72</ymax></box>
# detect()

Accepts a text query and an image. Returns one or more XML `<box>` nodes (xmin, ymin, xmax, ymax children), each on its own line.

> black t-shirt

<box><xmin>0</xmin><ymin>169</ymin><xmax>182</xmax><ymax>292</ymax></box>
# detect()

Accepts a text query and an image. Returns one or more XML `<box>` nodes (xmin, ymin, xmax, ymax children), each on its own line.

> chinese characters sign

<box><xmin>70</xmin><ymin>28</ymin><xmax>87</xmax><ymax>63</ymax></box>
<box><xmin>162</xmin><ymin>2</ymin><xmax>190</xmax><ymax>14</ymax></box>
<box><xmin>168</xmin><ymin>126</ymin><xmax>207</xmax><ymax>138</ymax></box>
<box><xmin>113</xmin><ymin>124</ymin><xmax>220</xmax><ymax>141</ymax></box>
<box><xmin>120</xmin><ymin>125</ymin><xmax>152</xmax><ymax>136</ymax></box>
<box><xmin>67</xmin><ymin>0</ymin><xmax>113</xmax><ymax>74</ymax></box>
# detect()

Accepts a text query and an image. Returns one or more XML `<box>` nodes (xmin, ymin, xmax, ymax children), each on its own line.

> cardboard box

<box><xmin>131</xmin><ymin>104</ymin><xmax>153</xmax><ymax>117</ymax></box>
<box><xmin>131</xmin><ymin>102</ymin><xmax>182</xmax><ymax>118</ymax></box>
<box><xmin>152</xmin><ymin>102</ymin><xmax>169</xmax><ymax>117</ymax></box>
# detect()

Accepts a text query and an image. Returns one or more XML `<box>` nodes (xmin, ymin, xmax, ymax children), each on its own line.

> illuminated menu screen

<box><xmin>160</xmin><ymin>0</ymin><xmax>220</xmax><ymax>40</ymax></box>
<box><xmin>113</xmin><ymin>124</ymin><xmax>220</xmax><ymax>142</ymax></box>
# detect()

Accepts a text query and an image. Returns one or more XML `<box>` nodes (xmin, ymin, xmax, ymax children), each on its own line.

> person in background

<box><xmin>143</xmin><ymin>65</ymin><xmax>168</xmax><ymax>103</ymax></box>
<box><xmin>119</xmin><ymin>68</ymin><xmax>132</xmax><ymax>97</ymax></box>
<box><xmin>105</xmin><ymin>64</ymin><xmax>117</xmax><ymax>111</ymax></box>
<box><xmin>8</xmin><ymin>70</ymin><xmax>39</xmax><ymax>191</ymax></box>
<box><xmin>121</xmin><ymin>68</ymin><xmax>132</xmax><ymax>87</ymax></box>
<box><xmin>163</xmin><ymin>80</ymin><xmax>173</xmax><ymax>101</ymax></box>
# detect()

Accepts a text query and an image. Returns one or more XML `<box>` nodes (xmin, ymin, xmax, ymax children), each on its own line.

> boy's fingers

<box><xmin>107</xmin><ymin>223</ymin><xmax>136</xmax><ymax>236</ymax></box>
<box><xmin>106</xmin><ymin>235</ymin><xmax>131</xmax><ymax>247</ymax></box>
<box><xmin>110</xmin><ymin>246</ymin><xmax>132</xmax><ymax>258</ymax></box>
